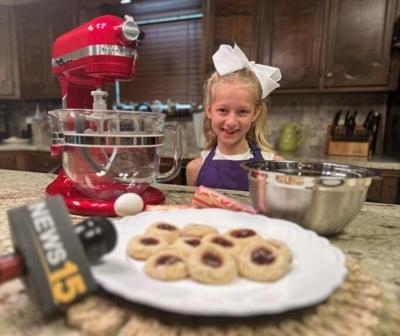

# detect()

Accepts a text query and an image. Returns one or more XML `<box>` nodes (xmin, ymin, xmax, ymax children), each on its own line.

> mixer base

<box><xmin>46</xmin><ymin>170</ymin><xmax>165</xmax><ymax>217</ymax></box>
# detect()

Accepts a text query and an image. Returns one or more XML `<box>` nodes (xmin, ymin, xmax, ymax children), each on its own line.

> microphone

<box><xmin>0</xmin><ymin>216</ymin><xmax>116</xmax><ymax>282</ymax></box>
<box><xmin>1</xmin><ymin>196</ymin><xmax>117</xmax><ymax>314</ymax></box>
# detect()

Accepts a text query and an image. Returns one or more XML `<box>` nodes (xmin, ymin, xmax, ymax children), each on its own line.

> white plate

<box><xmin>92</xmin><ymin>209</ymin><xmax>347</xmax><ymax>316</ymax></box>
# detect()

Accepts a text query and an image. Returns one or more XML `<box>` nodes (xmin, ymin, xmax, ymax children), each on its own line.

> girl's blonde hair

<box><xmin>202</xmin><ymin>69</ymin><xmax>274</xmax><ymax>152</ymax></box>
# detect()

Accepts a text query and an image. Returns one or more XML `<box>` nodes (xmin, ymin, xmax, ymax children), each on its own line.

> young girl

<box><xmin>186</xmin><ymin>44</ymin><xmax>283</xmax><ymax>191</ymax></box>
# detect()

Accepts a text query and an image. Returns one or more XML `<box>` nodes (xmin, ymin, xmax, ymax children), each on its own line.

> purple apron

<box><xmin>197</xmin><ymin>142</ymin><xmax>264</xmax><ymax>191</ymax></box>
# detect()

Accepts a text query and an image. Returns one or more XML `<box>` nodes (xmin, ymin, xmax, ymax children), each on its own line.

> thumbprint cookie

<box><xmin>181</xmin><ymin>223</ymin><xmax>218</xmax><ymax>238</ymax></box>
<box><xmin>223</xmin><ymin>228</ymin><xmax>261</xmax><ymax>248</ymax></box>
<box><xmin>187</xmin><ymin>244</ymin><xmax>237</xmax><ymax>284</ymax></box>
<box><xmin>144</xmin><ymin>249</ymin><xmax>188</xmax><ymax>281</ymax></box>
<box><xmin>202</xmin><ymin>233</ymin><xmax>242</xmax><ymax>257</ymax></box>
<box><xmin>172</xmin><ymin>237</ymin><xmax>203</xmax><ymax>258</ymax></box>
<box><xmin>127</xmin><ymin>234</ymin><xmax>168</xmax><ymax>260</ymax></box>
<box><xmin>146</xmin><ymin>222</ymin><xmax>180</xmax><ymax>243</ymax></box>
<box><xmin>238</xmin><ymin>240</ymin><xmax>292</xmax><ymax>282</ymax></box>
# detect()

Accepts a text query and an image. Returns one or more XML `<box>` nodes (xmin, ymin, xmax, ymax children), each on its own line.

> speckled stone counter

<box><xmin>0</xmin><ymin>143</ymin><xmax>49</xmax><ymax>152</ymax></box>
<box><xmin>282</xmin><ymin>152</ymin><xmax>400</xmax><ymax>171</ymax></box>
<box><xmin>0</xmin><ymin>170</ymin><xmax>399</xmax><ymax>335</ymax></box>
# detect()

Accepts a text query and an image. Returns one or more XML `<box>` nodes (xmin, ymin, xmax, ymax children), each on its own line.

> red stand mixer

<box><xmin>46</xmin><ymin>15</ymin><xmax>182</xmax><ymax>216</ymax></box>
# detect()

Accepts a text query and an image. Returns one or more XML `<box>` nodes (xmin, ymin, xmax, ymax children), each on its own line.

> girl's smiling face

<box><xmin>206</xmin><ymin>82</ymin><xmax>260</xmax><ymax>154</ymax></box>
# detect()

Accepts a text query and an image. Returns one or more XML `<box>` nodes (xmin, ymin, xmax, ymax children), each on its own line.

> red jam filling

<box><xmin>202</xmin><ymin>252</ymin><xmax>222</xmax><ymax>268</ymax></box>
<box><xmin>251</xmin><ymin>248</ymin><xmax>275</xmax><ymax>265</ymax></box>
<box><xmin>157</xmin><ymin>223</ymin><xmax>177</xmax><ymax>231</ymax></box>
<box><xmin>156</xmin><ymin>255</ymin><xmax>182</xmax><ymax>265</ymax></box>
<box><xmin>212</xmin><ymin>237</ymin><xmax>233</xmax><ymax>247</ymax></box>
<box><xmin>140</xmin><ymin>237</ymin><xmax>159</xmax><ymax>245</ymax></box>
<box><xmin>185</xmin><ymin>239</ymin><xmax>201</xmax><ymax>247</ymax></box>
<box><xmin>231</xmin><ymin>229</ymin><xmax>256</xmax><ymax>238</ymax></box>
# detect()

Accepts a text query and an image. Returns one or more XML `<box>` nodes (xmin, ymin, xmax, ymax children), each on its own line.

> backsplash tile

<box><xmin>4</xmin><ymin>100</ymin><xmax>61</xmax><ymax>138</ymax></box>
<box><xmin>266</xmin><ymin>92</ymin><xmax>388</xmax><ymax>157</ymax></box>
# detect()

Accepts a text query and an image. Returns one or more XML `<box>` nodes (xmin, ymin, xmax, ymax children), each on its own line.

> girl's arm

<box><xmin>186</xmin><ymin>157</ymin><xmax>203</xmax><ymax>186</ymax></box>
<box><xmin>274</xmin><ymin>153</ymin><xmax>284</xmax><ymax>160</ymax></box>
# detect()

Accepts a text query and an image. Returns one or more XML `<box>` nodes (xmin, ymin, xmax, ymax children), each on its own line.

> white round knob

<box><xmin>122</xmin><ymin>15</ymin><xmax>140</xmax><ymax>41</ymax></box>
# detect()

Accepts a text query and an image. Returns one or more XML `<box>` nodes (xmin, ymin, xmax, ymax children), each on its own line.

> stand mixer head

<box><xmin>52</xmin><ymin>15</ymin><xmax>139</xmax><ymax>108</ymax></box>
<box><xmin>47</xmin><ymin>15</ymin><xmax>182</xmax><ymax>216</ymax></box>
<box><xmin>50</xmin><ymin>14</ymin><xmax>140</xmax><ymax>158</ymax></box>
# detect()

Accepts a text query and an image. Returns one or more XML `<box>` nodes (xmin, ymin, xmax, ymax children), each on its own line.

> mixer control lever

<box><xmin>122</xmin><ymin>15</ymin><xmax>140</xmax><ymax>42</ymax></box>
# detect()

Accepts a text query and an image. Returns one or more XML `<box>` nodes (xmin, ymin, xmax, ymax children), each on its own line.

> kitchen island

<box><xmin>0</xmin><ymin>169</ymin><xmax>399</xmax><ymax>335</ymax></box>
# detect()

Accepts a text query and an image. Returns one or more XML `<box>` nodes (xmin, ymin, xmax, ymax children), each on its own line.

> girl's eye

<box><xmin>239</xmin><ymin>109</ymin><xmax>250</xmax><ymax>115</ymax></box>
<box><xmin>217</xmin><ymin>108</ymin><xmax>227</xmax><ymax>114</ymax></box>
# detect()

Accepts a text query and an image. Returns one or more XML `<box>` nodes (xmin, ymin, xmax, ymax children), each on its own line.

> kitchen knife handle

<box><xmin>331</xmin><ymin>110</ymin><xmax>342</xmax><ymax>139</ymax></box>
<box><xmin>0</xmin><ymin>254</ymin><xmax>24</xmax><ymax>283</ymax></box>
<box><xmin>363</xmin><ymin>110</ymin><xmax>374</xmax><ymax>130</ymax></box>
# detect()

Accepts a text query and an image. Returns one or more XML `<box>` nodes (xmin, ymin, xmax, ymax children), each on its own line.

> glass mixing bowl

<box><xmin>49</xmin><ymin>109</ymin><xmax>182</xmax><ymax>200</ymax></box>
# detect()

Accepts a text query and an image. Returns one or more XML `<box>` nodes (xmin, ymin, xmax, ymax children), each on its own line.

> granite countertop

<box><xmin>0</xmin><ymin>169</ymin><xmax>399</xmax><ymax>335</ymax></box>
<box><xmin>282</xmin><ymin>152</ymin><xmax>400</xmax><ymax>171</ymax></box>
<box><xmin>0</xmin><ymin>143</ymin><xmax>50</xmax><ymax>152</ymax></box>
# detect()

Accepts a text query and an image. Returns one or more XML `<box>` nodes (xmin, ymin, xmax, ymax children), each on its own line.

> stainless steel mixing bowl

<box><xmin>242</xmin><ymin>160</ymin><xmax>379</xmax><ymax>236</ymax></box>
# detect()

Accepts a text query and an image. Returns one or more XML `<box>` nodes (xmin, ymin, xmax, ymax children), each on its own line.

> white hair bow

<box><xmin>212</xmin><ymin>43</ymin><xmax>282</xmax><ymax>98</ymax></box>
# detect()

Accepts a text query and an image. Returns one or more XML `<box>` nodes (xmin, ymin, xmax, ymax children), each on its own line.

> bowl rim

<box><xmin>48</xmin><ymin>108</ymin><xmax>166</xmax><ymax>121</ymax></box>
<box><xmin>242</xmin><ymin>160</ymin><xmax>379</xmax><ymax>179</ymax></box>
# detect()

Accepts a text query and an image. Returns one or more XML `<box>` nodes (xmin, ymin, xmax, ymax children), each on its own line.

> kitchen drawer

<box><xmin>0</xmin><ymin>152</ymin><xmax>17</xmax><ymax>170</ymax></box>
<box><xmin>0</xmin><ymin>150</ymin><xmax>61</xmax><ymax>173</ymax></box>
<box><xmin>366</xmin><ymin>169</ymin><xmax>400</xmax><ymax>204</ymax></box>
<box><xmin>15</xmin><ymin>151</ymin><xmax>61</xmax><ymax>173</ymax></box>
<box><xmin>160</xmin><ymin>158</ymin><xmax>188</xmax><ymax>186</ymax></box>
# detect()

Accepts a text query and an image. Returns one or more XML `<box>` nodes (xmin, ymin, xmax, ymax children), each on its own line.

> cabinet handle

<box><xmin>326</xmin><ymin>72</ymin><xmax>333</xmax><ymax>78</ymax></box>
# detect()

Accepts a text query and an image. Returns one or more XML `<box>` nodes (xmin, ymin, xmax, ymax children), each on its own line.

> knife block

<box><xmin>326</xmin><ymin>126</ymin><xmax>370</xmax><ymax>157</ymax></box>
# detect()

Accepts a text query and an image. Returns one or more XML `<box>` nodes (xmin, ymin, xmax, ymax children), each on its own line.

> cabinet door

<box><xmin>160</xmin><ymin>158</ymin><xmax>186</xmax><ymax>185</ymax></box>
<box><xmin>44</xmin><ymin>0</ymin><xmax>78</xmax><ymax>98</ymax></box>
<box><xmin>15</xmin><ymin>151</ymin><xmax>61</xmax><ymax>173</ymax></box>
<box><xmin>0</xmin><ymin>7</ymin><xmax>16</xmax><ymax>97</ymax></box>
<box><xmin>15</xmin><ymin>3</ymin><xmax>47</xmax><ymax>98</ymax></box>
<box><xmin>259</xmin><ymin>0</ymin><xmax>324</xmax><ymax>89</ymax></box>
<box><xmin>0</xmin><ymin>152</ymin><xmax>17</xmax><ymax>170</ymax></box>
<box><xmin>203</xmin><ymin>0</ymin><xmax>258</xmax><ymax>74</ymax></box>
<box><xmin>324</xmin><ymin>0</ymin><xmax>397</xmax><ymax>88</ymax></box>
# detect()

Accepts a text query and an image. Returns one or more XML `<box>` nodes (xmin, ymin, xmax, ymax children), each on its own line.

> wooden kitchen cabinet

<box><xmin>204</xmin><ymin>0</ymin><xmax>326</xmax><ymax>89</ymax></box>
<box><xmin>0</xmin><ymin>0</ymin><xmax>109</xmax><ymax>99</ymax></box>
<box><xmin>15</xmin><ymin>151</ymin><xmax>61</xmax><ymax>173</ymax></box>
<box><xmin>258</xmin><ymin>0</ymin><xmax>324</xmax><ymax>89</ymax></box>
<box><xmin>0</xmin><ymin>0</ymin><xmax>82</xmax><ymax>99</ymax></box>
<box><xmin>323</xmin><ymin>0</ymin><xmax>398</xmax><ymax>90</ymax></box>
<box><xmin>366</xmin><ymin>169</ymin><xmax>400</xmax><ymax>204</ymax></box>
<box><xmin>13</xmin><ymin>0</ymin><xmax>78</xmax><ymax>99</ymax></box>
<box><xmin>203</xmin><ymin>0</ymin><xmax>258</xmax><ymax>75</ymax></box>
<box><xmin>0</xmin><ymin>151</ymin><xmax>18</xmax><ymax>170</ymax></box>
<box><xmin>15</xmin><ymin>2</ymin><xmax>50</xmax><ymax>98</ymax></box>
<box><xmin>0</xmin><ymin>6</ymin><xmax>17</xmax><ymax>97</ymax></box>
<box><xmin>203</xmin><ymin>0</ymin><xmax>399</xmax><ymax>92</ymax></box>
<box><xmin>0</xmin><ymin>151</ymin><xmax>61</xmax><ymax>173</ymax></box>
<box><xmin>159</xmin><ymin>157</ymin><xmax>188</xmax><ymax>185</ymax></box>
